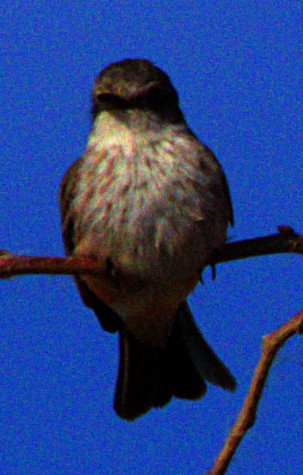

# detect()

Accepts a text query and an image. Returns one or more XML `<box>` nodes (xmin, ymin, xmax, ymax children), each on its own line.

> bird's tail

<box><xmin>114</xmin><ymin>301</ymin><xmax>236</xmax><ymax>421</ymax></box>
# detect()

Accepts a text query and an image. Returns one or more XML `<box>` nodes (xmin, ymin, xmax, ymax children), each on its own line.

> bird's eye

<box><xmin>139</xmin><ymin>86</ymin><xmax>178</xmax><ymax>111</ymax></box>
<box><xmin>95</xmin><ymin>93</ymin><xmax>130</xmax><ymax>109</ymax></box>
<box><xmin>143</xmin><ymin>86</ymin><xmax>166</xmax><ymax>105</ymax></box>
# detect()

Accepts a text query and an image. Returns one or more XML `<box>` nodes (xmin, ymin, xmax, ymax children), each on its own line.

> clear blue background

<box><xmin>1</xmin><ymin>2</ymin><xmax>303</xmax><ymax>474</ymax></box>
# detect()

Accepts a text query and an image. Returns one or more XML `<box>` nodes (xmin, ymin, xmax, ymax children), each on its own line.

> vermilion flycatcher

<box><xmin>59</xmin><ymin>59</ymin><xmax>236</xmax><ymax>420</ymax></box>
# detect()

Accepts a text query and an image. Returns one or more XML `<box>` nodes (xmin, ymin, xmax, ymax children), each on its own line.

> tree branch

<box><xmin>0</xmin><ymin>226</ymin><xmax>302</xmax><ymax>279</ymax></box>
<box><xmin>208</xmin><ymin>308</ymin><xmax>303</xmax><ymax>474</ymax></box>
<box><xmin>0</xmin><ymin>253</ymin><xmax>107</xmax><ymax>279</ymax></box>
<box><xmin>211</xmin><ymin>225</ymin><xmax>303</xmax><ymax>264</ymax></box>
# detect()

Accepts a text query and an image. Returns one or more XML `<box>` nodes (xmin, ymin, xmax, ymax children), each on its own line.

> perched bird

<box><xmin>59</xmin><ymin>59</ymin><xmax>236</xmax><ymax>420</ymax></box>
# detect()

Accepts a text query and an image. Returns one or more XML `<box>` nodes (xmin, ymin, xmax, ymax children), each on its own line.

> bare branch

<box><xmin>0</xmin><ymin>253</ymin><xmax>106</xmax><ymax>279</ymax></box>
<box><xmin>208</xmin><ymin>308</ymin><xmax>303</xmax><ymax>474</ymax></box>
<box><xmin>0</xmin><ymin>226</ymin><xmax>302</xmax><ymax>280</ymax></box>
<box><xmin>212</xmin><ymin>225</ymin><xmax>303</xmax><ymax>264</ymax></box>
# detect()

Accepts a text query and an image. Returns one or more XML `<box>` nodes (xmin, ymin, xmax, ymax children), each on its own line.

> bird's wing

<box><xmin>202</xmin><ymin>145</ymin><xmax>234</xmax><ymax>227</ymax></box>
<box><xmin>59</xmin><ymin>157</ymin><xmax>121</xmax><ymax>333</ymax></box>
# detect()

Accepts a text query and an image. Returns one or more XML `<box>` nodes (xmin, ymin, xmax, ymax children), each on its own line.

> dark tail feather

<box><xmin>114</xmin><ymin>301</ymin><xmax>236</xmax><ymax>421</ymax></box>
<box><xmin>176</xmin><ymin>301</ymin><xmax>236</xmax><ymax>391</ymax></box>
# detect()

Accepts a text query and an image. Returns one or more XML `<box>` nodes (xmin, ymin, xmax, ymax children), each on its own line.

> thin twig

<box><xmin>208</xmin><ymin>308</ymin><xmax>303</xmax><ymax>474</ymax></box>
<box><xmin>212</xmin><ymin>225</ymin><xmax>303</xmax><ymax>264</ymax></box>
<box><xmin>0</xmin><ymin>254</ymin><xmax>106</xmax><ymax>279</ymax></box>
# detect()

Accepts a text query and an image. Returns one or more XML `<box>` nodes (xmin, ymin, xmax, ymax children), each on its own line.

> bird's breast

<box><xmin>72</xmin><ymin>124</ymin><xmax>227</xmax><ymax>283</ymax></box>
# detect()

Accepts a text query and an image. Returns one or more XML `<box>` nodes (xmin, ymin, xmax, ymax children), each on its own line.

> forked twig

<box><xmin>208</xmin><ymin>309</ymin><xmax>303</xmax><ymax>474</ymax></box>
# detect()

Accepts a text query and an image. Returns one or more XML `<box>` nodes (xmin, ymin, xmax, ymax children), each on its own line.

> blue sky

<box><xmin>1</xmin><ymin>2</ymin><xmax>303</xmax><ymax>474</ymax></box>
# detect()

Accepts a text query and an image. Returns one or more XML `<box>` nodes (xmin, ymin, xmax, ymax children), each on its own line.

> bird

<box><xmin>59</xmin><ymin>58</ymin><xmax>236</xmax><ymax>421</ymax></box>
